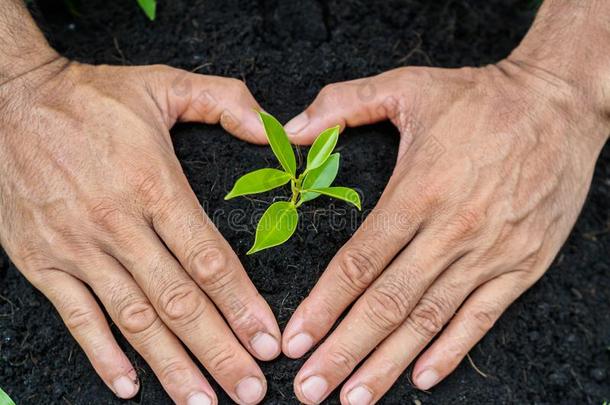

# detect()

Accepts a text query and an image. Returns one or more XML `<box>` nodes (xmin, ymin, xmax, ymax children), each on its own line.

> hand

<box><xmin>0</xmin><ymin>59</ymin><xmax>280</xmax><ymax>405</ymax></box>
<box><xmin>281</xmin><ymin>61</ymin><xmax>609</xmax><ymax>403</ymax></box>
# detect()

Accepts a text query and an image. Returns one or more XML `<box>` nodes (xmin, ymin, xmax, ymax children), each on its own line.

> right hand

<box><xmin>0</xmin><ymin>59</ymin><xmax>279</xmax><ymax>405</ymax></box>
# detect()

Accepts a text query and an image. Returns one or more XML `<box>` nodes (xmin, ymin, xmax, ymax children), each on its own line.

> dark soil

<box><xmin>1</xmin><ymin>0</ymin><xmax>609</xmax><ymax>404</ymax></box>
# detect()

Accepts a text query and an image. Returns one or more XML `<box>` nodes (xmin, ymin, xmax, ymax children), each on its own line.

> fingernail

<box><xmin>285</xmin><ymin>112</ymin><xmax>309</xmax><ymax>135</ymax></box>
<box><xmin>250</xmin><ymin>332</ymin><xmax>279</xmax><ymax>360</ymax></box>
<box><xmin>300</xmin><ymin>375</ymin><xmax>328</xmax><ymax>404</ymax></box>
<box><xmin>187</xmin><ymin>392</ymin><xmax>212</xmax><ymax>405</ymax></box>
<box><xmin>416</xmin><ymin>368</ymin><xmax>440</xmax><ymax>390</ymax></box>
<box><xmin>346</xmin><ymin>385</ymin><xmax>373</xmax><ymax>405</ymax></box>
<box><xmin>287</xmin><ymin>332</ymin><xmax>314</xmax><ymax>358</ymax></box>
<box><xmin>112</xmin><ymin>375</ymin><xmax>138</xmax><ymax>399</ymax></box>
<box><xmin>235</xmin><ymin>376</ymin><xmax>264</xmax><ymax>404</ymax></box>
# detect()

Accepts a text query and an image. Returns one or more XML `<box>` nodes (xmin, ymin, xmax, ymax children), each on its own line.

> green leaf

<box><xmin>137</xmin><ymin>0</ymin><xmax>156</xmax><ymax>20</ymax></box>
<box><xmin>248</xmin><ymin>202</ymin><xmax>298</xmax><ymax>254</ymax></box>
<box><xmin>305</xmin><ymin>186</ymin><xmax>361</xmax><ymax>210</ymax></box>
<box><xmin>259</xmin><ymin>112</ymin><xmax>296</xmax><ymax>177</ymax></box>
<box><xmin>225</xmin><ymin>168</ymin><xmax>292</xmax><ymax>200</ymax></box>
<box><xmin>0</xmin><ymin>387</ymin><xmax>15</xmax><ymax>405</ymax></box>
<box><xmin>306</xmin><ymin>125</ymin><xmax>339</xmax><ymax>172</ymax></box>
<box><xmin>300</xmin><ymin>153</ymin><xmax>340</xmax><ymax>204</ymax></box>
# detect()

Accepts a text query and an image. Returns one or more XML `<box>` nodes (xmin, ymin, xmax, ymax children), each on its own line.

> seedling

<box><xmin>225</xmin><ymin>112</ymin><xmax>361</xmax><ymax>254</ymax></box>
<box><xmin>0</xmin><ymin>387</ymin><xmax>15</xmax><ymax>405</ymax></box>
<box><xmin>137</xmin><ymin>0</ymin><xmax>156</xmax><ymax>20</ymax></box>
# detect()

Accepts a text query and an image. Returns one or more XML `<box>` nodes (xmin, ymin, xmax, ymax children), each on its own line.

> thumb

<box><xmin>284</xmin><ymin>72</ymin><xmax>405</xmax><ymax>145</ymax></box>
<box><xmin>153</xmin><ymin>66</ymin><xmax>267</xmax><ymax>144</ymax></box>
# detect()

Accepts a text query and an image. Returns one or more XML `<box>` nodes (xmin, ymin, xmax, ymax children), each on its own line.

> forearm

<box><xmin>508</xmin><ymin>0</ymin><xmax>610</xmax><ymax>134</ymax></box>
<box><xmin>0</xmin><ymin>0</ymin><xmax>60</xmax><ymax>84</ymax></box>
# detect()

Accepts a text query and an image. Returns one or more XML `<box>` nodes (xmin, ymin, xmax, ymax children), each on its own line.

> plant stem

<box><xmin>291</xmin><ymin>174</ymin><xmax>304</xmax><ymax>205</ymax></box>
<box><xmin>290</xmin><ymin>179</ymin><xmax>299</xmax><ymax>204</ymax></box>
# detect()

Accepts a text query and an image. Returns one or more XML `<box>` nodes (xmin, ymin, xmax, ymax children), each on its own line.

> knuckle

<box><xmin>446</xmin><ymin>207</ymin><xmax>485</xmax><ymax>241</ymax></box>
<box><xmin>17</xmin><ymin>243</ymin><xmax>54</xmax><ymax>275</ymax></box>
<box><xmin>453</xmin><ymin>208</ymin><xmax>484</xmax><ymax>236</ymax></box>
<box><xmin>326</xmin><ymin>344</ymin><xmax>359</xmax><ymax>375</ymax></box>
<box><xmin>204</xmin><ymin>343</ymin><xmax>239</xmax><ymax>377</ymax></box>
<box><xmin>223</xmin><ymin>294</ymin><xmax>262</xmax><ymax>336</ymax></box>
<box><xmin>157</xmin><ymin>282</ymin><xmax>205</xmax><ymax>323</ymax></box>
<box><xmin>227</xmin><ymin>78</ymin><xmax>249</xmax><ymax>96</ymax></box>
<box><xmin>88</xmin><ymin>198</ymin><xmax>127</xmax><ymax>233</ymax></box>
<box><xmin>417</xmin><ymin>180</ymin><xmax>444</xmax><ymax>213</ymax></box>
<box><xmin>159</xmin><ymin>359</ymin><xmax>193</xmax><ymax>387</ymax></box>
<box><xmin>131</xmin><ymin>168</ymin><xmax>169</xmax><ymax>209</ymax></box>
<box><xmin>318</xmin><ymin>83</ymin><xmax>343</xmax><ymax>105</ymax></box>
<box><xmin>335</xmin><ymin>247</ymin><xmax>380</xmax><ymax>293</ymax></box>
<box><xmin>64</xmin><ymin>306</ymin><xmax>97</xmax><ymax>331</ymax></box>
<box><xmin>469</xmin><ymin>306</ymin><xmax>498</xmax><ymax>334</ymax></box>
<box><xmin>407</xmin><ymin>296</ymin><xmax>446</xmax><ymax>338</ymax></box>
<box><xmin>117</xmin><ymin>298</ymin><xmax>159</xmax><ymax>335</ymax></box>
<box><xmin>189</xmin><ymin>240</ymin><xmax>232</xmax><ymax>292</ymax></box>
<box><xmin>363</xmin><ymin>277</ymin><xmax>411</xmax><ymax>332</ymax></box>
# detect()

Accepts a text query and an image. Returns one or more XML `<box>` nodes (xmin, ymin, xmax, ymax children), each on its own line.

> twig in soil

<box><xmin>0</xmin><ymin>293</ymin><xmax>15</xmax><ymax>321</ymax></box>
<box><xmin>113</xmin><ymin>37</ymin><xmax>126</xmax><ymax>65</ymax></box>
<box><xmin>62</xmin><ymin>396</ymin><xmax>74</xmax><ymax>405</ymax></box>
<box><xmin>568</xmin><ymin>367</ymin><xmax>584</xmax><ymax>391</ymax></box>
<box><xmin>397</xmin><ymin>31</ymin><xmax>433</xmax><ymax>66</ymax></box>
<box><xmin>583</xmin><ymin>225</ymin><xmax>610</xmax><ymax>240</ymax></box>
<box><xmin>279</xmin><ymin>292</ymin><xmax>290</xmax><ymax>315</ymax></box>
<box><xmin>244</xmin><ymin>196</ymin><xmax>269</xmax><ymax>205</ymax></box>
<box><xmin>466</xmin><ymin>353</ymin><xmax>488</xmax><ymax>378</ymax></box>
<box><xmin>191</xmin><ymin>63</ymin><xmax>212</xmax><ymax>73</ymax></box>
<box><xmin>30</xmin><ymin>352</ymin><xmax>38</xmax><ymax>366</ymax></box>
<box><xmin>295</xmin><ymin>145</ymin><xmax>304</xmax><ymax>169</ymax></box>
<box><xmin>19</xmin><ymin>330</ymin><xmax>29</xmax><ymax>349</ymax></box>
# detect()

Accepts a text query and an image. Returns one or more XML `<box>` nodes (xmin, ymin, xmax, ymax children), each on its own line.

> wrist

<box><xmin>0</xmin><ymin>44</ymin><xmax>62</xmax><ymax>85</ymax></box>
<box><xmin>507</xmin><ymin>0</ymin><xmax>610</xmax><ymax>139</ymax></box>
<box><xmin>0</xmin><ymin>0</ymin><xmax>63</xmax><ymax>84</ymax></box>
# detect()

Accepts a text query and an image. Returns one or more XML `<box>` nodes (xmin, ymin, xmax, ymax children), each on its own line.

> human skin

<box><xmin>283</xmin><ymin>1</ymin><xmax>610</xmax><ymax>404</ymax></box>
<box><xmin>0</xmin><ymin>2</ymin><xmax>282</xmax><ymax>405</ymax></box>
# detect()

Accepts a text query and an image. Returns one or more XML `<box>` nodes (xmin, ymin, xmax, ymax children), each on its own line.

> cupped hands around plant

<box><xmin>225</xmin><ymin>112</ymin><xmax>361</xmax><ymax>254</ymax></box>
<box><xmin>0</xmin><ymin>43</ymin><xmax>282</xmax><ymax>405</ymax></box>
<box><xmin>280</xmin><ymin>8</ymin><xmax>610</xmax><ymax>404</ymax></box>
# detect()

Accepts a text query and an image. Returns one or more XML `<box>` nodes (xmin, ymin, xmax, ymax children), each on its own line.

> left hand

<box><xmin>280</xmin><ymin>62</ymin><xmax>609</xmax><ymax>404</ymax></box>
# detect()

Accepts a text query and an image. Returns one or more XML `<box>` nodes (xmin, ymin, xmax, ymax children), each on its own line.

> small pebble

<box><xmin>549</xmin><ymin>372</ymin><xmax>568</xmax><ymax>386</ymax></box>
<box><xmin>590</xmin><ymin>368</ymin><xmax>607</xmax><ymax>382</ymax></box>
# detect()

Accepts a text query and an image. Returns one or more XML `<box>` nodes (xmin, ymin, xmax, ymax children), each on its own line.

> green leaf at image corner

<box><xmin>259</xmin><ymin>112</ymin><xmax>296</xmax><ymax>177</ymax></box>
<box><xmin>306</xmin><ymin>125</ymin><xmax>339</xmax><ymax>172</ymax></box>
<box><xmin>306</xmin><ymin>186</ymin><xmax>361</xmax><ymax>210</ymax></box>
<box><xmin>225</xmin><ymin>168</ymin><xmax>292</xmax><ymax>200</ymax></box>
<box><xmin>137</xmin><ymin>0</ymin><xmax>156</xmax><ymax>20</ymax></box>
<box><xmin>0</xmin><ymin>387</ymin><xmax>15</xmax><ymax>405</ymax></box>
<box><xmin>248</xmin><ymin>201</ymin><xmax>298</xmax><ymax>254</ymax></box>
<box><xmin>300</xmin><ymin>153</ymin><xmax>340</xmax><ymax>204</ymax></box>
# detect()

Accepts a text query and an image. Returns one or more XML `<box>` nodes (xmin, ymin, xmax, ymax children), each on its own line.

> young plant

<box><xmin>0</xmin><ymin>387</ymin><xmax>15</xmax><ymax>405</ymax></box>
<box><xmin>225</xmin><ymin>112</ymin><xmax>361</xmax><ymax>254</ymax></box>
<box><xmin>137</xmin><ymin>0</ymin><xmax>156</xmax><ymax>20</ymax></box>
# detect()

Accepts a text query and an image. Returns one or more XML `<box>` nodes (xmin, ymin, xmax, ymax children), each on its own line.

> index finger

<box><xmin>282</xmin><ymin>178</ymin><xmax>427</xmax><ymax>358</ymax></box>
<box><xmin>151</xmin><ymin>181</ymin><xmax>282</xmax><ymax>361</ymax></box>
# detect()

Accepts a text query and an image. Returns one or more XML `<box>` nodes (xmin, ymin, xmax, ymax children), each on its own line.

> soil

<box><xmin>1</xmin><ymin>0</ymin><xmax>609</xmax><ymax>404</ymax></box>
